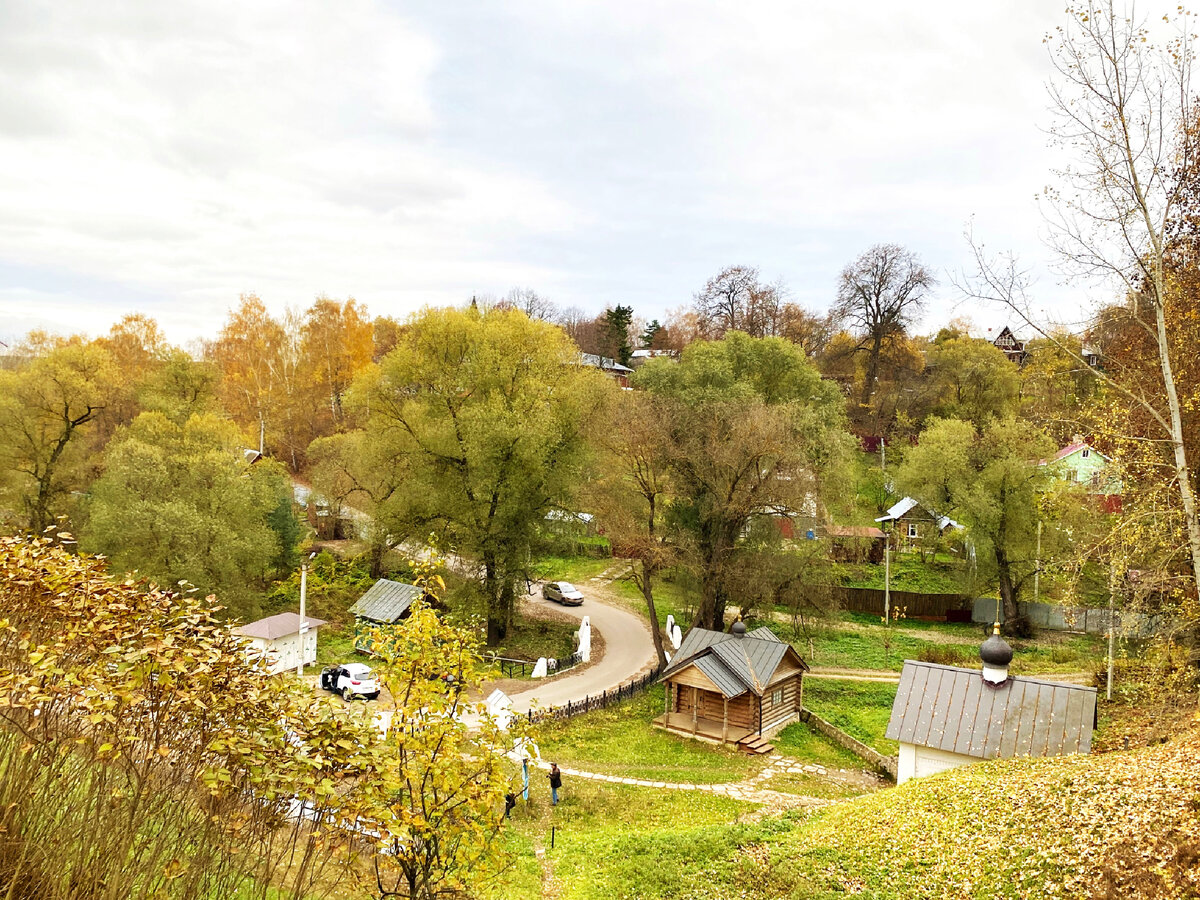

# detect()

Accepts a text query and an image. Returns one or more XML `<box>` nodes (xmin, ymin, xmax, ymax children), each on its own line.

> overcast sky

<box><xmin>0</xmin><ymin>1</ymin><xmax>1170</xmax><ymax>345</ymax></box>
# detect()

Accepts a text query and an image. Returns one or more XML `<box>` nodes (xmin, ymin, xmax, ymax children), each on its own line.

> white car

<box><xmin>320</xmin><ymin>662</ymin><xmax>380</xmax><ymax>701</ymax></box>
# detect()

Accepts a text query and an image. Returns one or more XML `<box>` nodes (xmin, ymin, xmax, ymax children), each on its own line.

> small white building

<box><xmin>233</xmin><ymin>612</ymin><xmax>327</xmax><ymax>675</ymax></box>
<box><xmin>885</xmin><ymin>629</ymin><xmax>1097</xmax><ymax>785</ymax></box>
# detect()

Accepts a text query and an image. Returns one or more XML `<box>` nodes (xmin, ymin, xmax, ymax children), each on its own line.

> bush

<box><xmin>537</xmin><ymin>532</ymin><xmax>612</xmax><ymax>559</ymax></box>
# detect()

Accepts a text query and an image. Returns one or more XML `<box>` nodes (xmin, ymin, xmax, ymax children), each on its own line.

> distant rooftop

<box><xmin>234</xmin><ymin>611</ymin><xmax>328</xmax><ymax>641</ymax></box>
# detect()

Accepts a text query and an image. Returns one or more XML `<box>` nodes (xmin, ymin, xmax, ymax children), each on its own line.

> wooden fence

<box><xmin>829</xmin><ymin>585</ymin><xmax>970</xmax><ymax>619</ymax></box>
<box><xmin>526</xmin><ymin>665</ymin><xmax>663</xmax><ymax>724</ymax></box>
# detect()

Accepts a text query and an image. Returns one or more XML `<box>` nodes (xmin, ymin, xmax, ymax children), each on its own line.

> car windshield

<box><xmin>349</xmin><ymin>667</ymin><xmax>373</xmax><ymax>679</ymax></box>
<box><xmin>559</xmin><ymin>583</ymin><xmax>577</xmax><ymax>593</ymax></box>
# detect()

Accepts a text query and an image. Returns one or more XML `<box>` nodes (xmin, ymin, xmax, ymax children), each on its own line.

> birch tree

<box><xmin>962</xmin><ymin>2</ymin><xmax>1200</xmax><ymax>649</ymax></box>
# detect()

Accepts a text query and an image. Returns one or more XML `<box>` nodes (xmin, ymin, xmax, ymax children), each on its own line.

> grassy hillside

<box><xmin>522</xmin><ymin>728</ymin><xmax>1200</xmax><ymax>900</ymax></box>
<box><xmin>749</xmin><ymin>728</ymin><xmax>1200</xmax><ymax>898</ymax></box>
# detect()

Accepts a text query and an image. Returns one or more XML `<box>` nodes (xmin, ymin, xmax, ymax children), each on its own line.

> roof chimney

<box><xmin>980</xmin><ymin>622</ymin><xmax>1013</xmax><ymax>687</ymax></box>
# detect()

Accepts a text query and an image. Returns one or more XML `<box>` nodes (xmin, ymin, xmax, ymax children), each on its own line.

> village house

<box><xmin>233</xmin><ymin>611</ymin><xmax>327</xmax><ymax>675</ymax></box>
<box><xmin>580</xmin><ymin>353</ymin><xmax>634</xmax><ymax>387</ymax></box>
<box><xmin>874</xmin><ymin>497</ymin><xmax>961</xmax><ymax>551</ymax></box>
<box><xmin>989</xmin><ymin>325</ymin><xmax>1028</xmax><ymax>365</ymax></box>
<box><xmin>1039</xmin><ymin>439</ymin><xmax>1122</xmax><ymax>510</ymax></box>
<box><xmin>628</xmin><ymin>348</ymin><xmax>677</xmax><ymax>368</ymax></box>
<box><xmin>655</xmin><ymin>621</ymin><xmax>809</xmax><ymax>754</ymax></box>
<box><xmin>824</xmin><ymin>524</ymin><xmax>887</xmax><ymax>563</ymax></box>
<box><xmin>885</xmin><ymin>627</ymin><xmax>1097</xmax><ymax>784</ymax></box>
<box><xmin>348</xmin><ymin>578</ymin><xmax>424</xmax><ymax>654</ymax></box>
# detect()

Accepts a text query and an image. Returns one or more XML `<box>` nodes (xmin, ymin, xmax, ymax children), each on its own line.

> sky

<box><xmin>0</xmin><ymin>1</ymin><xmax>1172</xmax><ymax>346</ymax></box>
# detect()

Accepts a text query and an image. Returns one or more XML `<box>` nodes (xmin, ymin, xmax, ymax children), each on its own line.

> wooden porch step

<box><xmin>739</xmin><ymin>736</ymin><xmax>775</xmax><ymax>755</ymax></box>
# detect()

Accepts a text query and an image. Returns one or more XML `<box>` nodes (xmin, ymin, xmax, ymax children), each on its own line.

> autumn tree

<box><xmin>209</xmin><ymin>294</ymin><xmax>286</xmax><ymax>453</ymax></box>
<box><xmin>0</xmin><ymin>338</ymin><xmax>117</xmax><ymax>532</ymax></box>
<box><xmin>963</xmin><ymin>2</ymin><xmax>1200</xmax><ymax>651</ymax></box>
<box><xmin>1019</xmin><ymin>332</ymin><xmax>1099</xmax><ymax>442</ymax></box>
<box><xmin>833</xmin><ymin>243</ymin><xmax>934</xmax><ymax>407</ymax></box>
<box><xmin>308</xmin><ymin>428</ymin><xmax>413</xmax><ymax>577</ymax></box>
<box><xmin>349</xmin><ymin>555</ymin><xmax>528</xmax><ymax>899</ymax></box>
<box><xmin>82</xmin><ymin>412</ymin><xmax>293</xmax><ymax>617</ymax></box>
<box><xmin>372</xmin><ymin>314</ymin><xmax>403</xmax><ymax>361</ymax></box>
<box><xmin>0</xmin><ymin>533</ymin><xmax>384</xmax><ymax>900</ymax></box>
<box><xmin>348</xmin><ymin>306</ymin><xmax>612</xmax><ymax>645</ymax></box>
<box><xmin>140</xmin><ymin>348</ymin><xmax>220</xmax><ymax>424</ymax></box>
<box><xmin>500</xmin><ymin>286</ymin><xmax>558</xmax><ymax>322</ymax></box>
<box><xmin>636</xmin><ymin>333</ymin><xmax>852</xmax><ymax>630</ymax></box>
<box><xmin>898</xmin><ymin>416</ymin><xmax>1055</xmax><ymax>623</ymax></box>
<box><xmin>302</xmin><ymin>296</ymin><xmax>374</xmax><ymax>427</ymax></box>
<box><xmin>588</xmin><ymin>392</ymin><xmax>674</xmax><ymax>666</ymax></box>
<box><xmin>926</xmin><ymin>335</ymin><xmax>1020</xmax><ymax>428</ymax></box>
<box><xmin>692</xmin><ymin>265</ymin><xmax>787</xmax><ymax>338</ymax></box>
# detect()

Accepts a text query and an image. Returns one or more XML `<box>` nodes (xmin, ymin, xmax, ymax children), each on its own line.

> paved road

<box><xmin>503</xmin><ymin>582</ymin><xmax>659</xmax><ymax>715</ymax></box>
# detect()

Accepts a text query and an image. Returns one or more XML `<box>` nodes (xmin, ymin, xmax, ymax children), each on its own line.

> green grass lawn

<box><xmin>489</xmin><ymin>780</ymin><xmax>765</xmax><ymax>900</ymax></box>
<box><xmin>494</xmin><ymin>617</ymin><xmax>579</xmax><ymax>664</ymax></box>
<box><xmin>834</xmin><ymin>552</ymin><xmax>967</xmax><ymax>593</ymax></box>
<box><xmin>535</xmin><ymin>686</ymin><xmax>766</xmax><ymax>784</ymax></box>
<box><xmin>774</xmin><ymin>611</ymin><xmax>1107</xmax><ymax>675</ymax></box>
<box><xmin>313</xmin><ymin>623</ymin><xmax>359</xmax><ymax>666</ymax></box>
<box><xmin>801</xmin><ymin>680</ymin><xmax>899</xmax><ymax>756</ymax></box>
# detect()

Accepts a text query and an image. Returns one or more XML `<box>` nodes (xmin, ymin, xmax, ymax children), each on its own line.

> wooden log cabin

<box><xmin>654</xmin><ymin>621</ymin><xmax>809</xmax><ymax>754</ymax></box>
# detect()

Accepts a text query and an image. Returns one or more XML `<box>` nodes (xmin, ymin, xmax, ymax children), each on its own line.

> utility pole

<box><xmin>1106</xmin><ymin>562</ymin><xmax>1116</xmax><ymax>701</ymax></box>
<box><xmin>884</xmin><ymin>532</ymin><xmax>891</xmax><ymax>623</ymax></box>
<box><xmin>297</xmin><ymin>551</ymin><xmax>316</xmax><ymax>677</ymax></box>
<box><xmin>880</xmin><ymin>437</ymin><xmax>886</xmax><ymax>473</ymax></box>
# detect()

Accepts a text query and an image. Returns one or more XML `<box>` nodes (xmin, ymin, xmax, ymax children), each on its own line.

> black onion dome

<box><xmin>980</xmin><ymin>632</ymin><xmax>1013</xmax><ymax>667</ymax></box>
<box><xmin>730</xmin><ymin>620</ymin><xmax>747</xmax><ymax>636</ymax></box>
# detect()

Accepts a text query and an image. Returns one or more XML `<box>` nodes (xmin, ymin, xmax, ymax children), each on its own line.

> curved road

<box><xmin>502</xmin><ymin>582</ymin><xmax>659</xmax><ymax>715</ymax></box>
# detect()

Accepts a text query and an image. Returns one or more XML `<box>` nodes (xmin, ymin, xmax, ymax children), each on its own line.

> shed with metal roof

<box><xmin>655</xmin><ymin>623</ymin><xmax>808</xmax><ymax>754</ymax></box>
<box><xmin>348</xmin><ymin>578</ymin><xmax>424</xmax><ymax>654</ymax></box>
<box><xmin>885</xmin><ymin>659</ymin><xmax>1097</xmax><ymax>784</ymax></box>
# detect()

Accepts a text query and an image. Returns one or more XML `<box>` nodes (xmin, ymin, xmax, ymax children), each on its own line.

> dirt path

<box><xmin>526</xmin><ymin>755</ymin><xmax>879</xmax><ymax>812</ymax></box>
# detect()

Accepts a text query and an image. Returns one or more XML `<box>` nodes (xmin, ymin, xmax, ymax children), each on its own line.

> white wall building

<box><xmin>233</xmin><ymin>612</ymin><xmax>327</xmax><ymax>675</ymax></box>
<box><xmin>886</xmin><ymin>630</ymin><xmax>1097</xmax><ymax>785</ymax></box>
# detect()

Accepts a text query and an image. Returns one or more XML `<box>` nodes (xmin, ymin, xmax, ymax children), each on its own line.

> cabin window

<box><xmin>772</xmin><ymin>689</ymin><xmax>783</xmax><ymax>706</ymax></box>
<box><xmin>907</xmin><ymin>523</ymin><xmax>918</xmax><ymax>539</ymax></box>
<box><xmin>1082</xmin><ymin>448</ymin><xmax>1090</xmax><ymax>458</ymax></box>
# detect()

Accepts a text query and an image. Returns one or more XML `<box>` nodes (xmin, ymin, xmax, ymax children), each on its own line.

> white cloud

<box><xmin>0</xmin><ymin>0</ymin><xmax>573</xmax><ymax>341</ymax></box>
<box><xmin>0</xmin><ymin>0</ymin><xmax>1182</xmax><ymax>342</ymax></box>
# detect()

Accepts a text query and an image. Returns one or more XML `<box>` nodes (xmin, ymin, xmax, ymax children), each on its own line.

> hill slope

<box><xmin>747</xmin><ymin>729</ymin><xmax>1200</xmax><ymax>899</ymax></box>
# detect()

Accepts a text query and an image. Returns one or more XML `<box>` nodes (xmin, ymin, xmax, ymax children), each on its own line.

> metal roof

<box><xmin>349</xmin><ymin>579</ymin><xmax>422</xmax><ymax>624</ymax></box>
<box><xmin>694</xmin><ymin>654</ymin><xmax>747</xmax><ymax>698</ymax></box>
<box><xmin>876</xmin><ymin>497</ymin><xmax>920</xmax><ymax>522</ymax></box>
<box><xmin>234</xmin><ymin>612</ymin><xmax>328</xmax><ymax>641</ymax></box>
<box><xmin>661</xmin><ymin>625</ymin><xmax>807</xmax><ymax>699</ymax></box>
<box><xmin>885</xmin><ymin>661</ymin><xmax>1097</xmax><ymax>760</ymax></box>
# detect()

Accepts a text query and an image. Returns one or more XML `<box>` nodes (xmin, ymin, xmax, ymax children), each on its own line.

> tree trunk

<box><xmin>995</xmin><ymin>546</ymin><xmax>1019</xmax><ymax>625</ymax></box>
<box><xmin>483</xmin><ymin>554</ymin><xmax>506</xmax><ymax>647</ymax></box>
<box><xmin>1152</xmin><ymin>298</ymin><xmax>1200</xmax><ymax>660</ymax></box>
<box><xmin>860</xmin><ymin>331</ymin><xmax>884</xmax><ymax>408</ymax></box>
<box><xmin>641</xmin><ymin>559</ymin><xmax>668</xmax><ymax>668</ymax></box>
